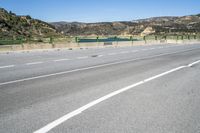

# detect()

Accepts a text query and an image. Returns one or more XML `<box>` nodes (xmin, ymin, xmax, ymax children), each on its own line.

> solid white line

<box><xmin>0</xmin><ymin>48</ymin><xmax>198</xmax><ymax>86</ymax></box>
<box><xmin>108</xmin><ymin>53</ymin><xmax>117</xmax><ymax>55</ymax></box>
<box><xmin>54</xmin><ymin>59</ymin><xmax>70</xmax><ymax>62</ymax></box>
<box><xmin>26</xmin><ymin>62</ymin><xmax>43</xmax><ymax>65</ymax></box>
<box><xmin>77</xmin><ymin>56</ymin><xmax>88</xmax><ymax>59</ymax></box>
<box><xmin>0</xmin><ymin>65</ymin><xmax>15</xmax><ymax>69</ymax></box>
<box><xmin>188</xmin><ymin>60</ymin><xmax>200</xmax><ymax>67</ymax></box>
<box><xmin>34</xmin><ymin>65</ymin><xmax>186</xmax><ymax>133</ymax></box>
<box><xmin>144</xmin><ymin>66</ymin><xmax>186</xmax><ymax>82</ymax></box>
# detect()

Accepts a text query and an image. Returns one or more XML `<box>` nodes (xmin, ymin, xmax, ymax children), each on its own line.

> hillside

<box><xmin>1</xmin><ymin>7</ymin><xmax>200</xmax><ymax>38</ymax></box>
<box><xmin>52</xmin><ymin>15</ymin><xmax>200</xmax><ymax>36</ymax></box>
<box><xmin>0</xmin><ymin>8</ymin><xmax>60</xmax><ymax>39</ymax></box>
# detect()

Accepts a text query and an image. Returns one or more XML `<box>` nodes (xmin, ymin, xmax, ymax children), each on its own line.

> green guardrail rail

<box><xmin>77</xmin><ymin>37</ymin><xmax>139</xmax><ymax>43</ymax></box>
<box><xmin>0</xmin><ymin>35</ymin><xmax>199</xmax><ymax>45</ymax></box>
<box><xmin>0</xmin><ymin>39</ymin><xmax>24</xmax><ymax>45</ymax></box>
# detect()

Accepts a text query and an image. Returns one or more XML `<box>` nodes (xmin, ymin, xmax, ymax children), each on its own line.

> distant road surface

<box><xmin>0</xmin><ymin>44</ymin><xmax>200</xmax><ymax>133</ymax></box>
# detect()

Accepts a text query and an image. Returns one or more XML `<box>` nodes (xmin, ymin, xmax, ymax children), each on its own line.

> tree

<box><xmin>26</xmin><ymin>15</ymin><xmax>32</xmax><ymax>19</ymax></box>
<box><xmin>9</xmin><ymin>11</ymin><xmax>16</xmax><ymax>16</ymax></box>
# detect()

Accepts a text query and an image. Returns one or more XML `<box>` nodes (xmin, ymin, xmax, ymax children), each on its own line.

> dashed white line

<box><xmin>108</xmin><ymin>53</ymin><xmax>117</xmax><ymax>55</ymax></box>
<box><xmin>120</xmin><ymin>51</ymin><xmax>129</xmax><ymax>54</ymax></box>
<box><xmin>131</xmin><ymin>50</ymin><xmax>138</xmax><ymax>53</ymax></box>
<box><xmin>54</xmin><ymin>59</ymin><xmax>70</xmax><ymax>62</ymax></box>
<box><xmin>77</xmin><ymin>56</ymin><xmax>89</xmax><ymax>59</ymax></box>
<box><xmin>0</xmin><ymin>45</ymin><xmax>185</xmax><ymax>68</ymax></box>
<box><xmin>26</xmin><ymin>62</ymin><xmax>43</xmax><ymax>65</ymax></box>
<box><xmin>141</xmin><ymin>49</ymin><xmax>148</xmax><ymax>51</ymax></box>
<box><xmin>0</xmin><ymin>48</ymin><xmax>199</xmax><ymax>86</ymax></box>
<box><xmin>98</xmin><ymin>55</ymin><xmax>104</xmax><ymax>57</ymax></box>
<box><xmin>33</xmin><ymin>65</ymin><xmax>189</xmax><ymax>133</ymax></box>
<box><xmin>0</xmin><ymin>65</ymin><xmax>15</xmax><ymax>69</ymax></box>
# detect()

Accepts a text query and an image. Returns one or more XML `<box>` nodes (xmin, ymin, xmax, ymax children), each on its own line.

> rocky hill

<box><xmin>0</xmin><ymin>8</ymin><xmax>61</xmax><ymax>39</ymax></box>
<box><xmin>1</xmin><ymin>7</ymin><xmax>200</xmax><ymax>38</ymax></box>
<box><xmin>52</xmin><ymin>15</ymin><xmax>200</xmax><ymax>36</ymax></box>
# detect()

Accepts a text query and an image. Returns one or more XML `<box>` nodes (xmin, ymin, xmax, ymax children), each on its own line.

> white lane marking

<box><xmin>0</xmin><ymin>48</ymin><xmax>199</xmax><ymax>86</ymax></box>
<box><xmin>131</xmin><ymin>50</ymin><xmax>138</xmax><ymax>53</ymax></box>
<box><xmin>144</xmin><ymin>66</ymin><xmax>186</xmax><ymax>82</ymax></box>
<box><xmin>188</xmin><ymin>60</ymin><xmax>200</xmax><ymax>67</ymax></box>
<box><xmin>26</xmin><ymin>62</ymin><xmax>43</xmax><ymax>65</ymax></box>
<box><xmin>141</xmin><ymin>49</ymin><xmax>148</xmax><ymax>51</ymax></box>
<box><xmin>98</xmin><ymin>55</ymin><xmax>104</xmax><ymax>57</ymax></box>
<box><xmin>108</xmin><ymin>53</ymin><xmax>117</xmax><ymax>55</ymax></box>
<box><xmin>0</xmin><ymin>65</ymin><xmax>15</xmax><ymax>69</ymax></box>
<box><xmin>120</xmin><ymin>51</ymin><xmax>129</xmax><ymax>54</ymax></box>
<box><xmin>54</xmin><ymin>59</ymin><xmax>70</xmax><ymax>62</ymax></box>
<box><xmin>34</xmin><ymin>65</ymin><xmax>187</xmax><ymax>133</ymax></box>
<box><xmin>77</xmin><ymin>56</ymin><xmax>88</xmax><ymax>59</ymax></box>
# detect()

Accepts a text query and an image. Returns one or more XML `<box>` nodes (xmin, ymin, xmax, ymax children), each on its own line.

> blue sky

<box><xmin>0</xmin><ymin>0</ymin><xmax>200</xmax><ymax>22</ymax></box>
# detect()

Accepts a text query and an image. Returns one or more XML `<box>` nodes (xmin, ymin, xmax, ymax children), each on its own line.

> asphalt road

<box><xmin>0</xmin><ymin>44</ymin><xmax>200</xmax><ymax>133</ymax></box>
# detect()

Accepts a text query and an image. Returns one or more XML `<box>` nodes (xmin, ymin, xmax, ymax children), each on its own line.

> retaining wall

<box><xmin>0</xmin><ymin>40</ymin><xmax>199</xmax><ymax>52</ymax></box>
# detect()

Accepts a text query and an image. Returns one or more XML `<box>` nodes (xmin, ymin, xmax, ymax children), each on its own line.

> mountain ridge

<box><xmin>51</xmin><ymin>14</ymin><xmax>200</xmax><ymax>36</ymax></box>
<box><xmin>0</xmin><ymin>7</ymin><xmax>200</xmax><ymax>38</ymax></box>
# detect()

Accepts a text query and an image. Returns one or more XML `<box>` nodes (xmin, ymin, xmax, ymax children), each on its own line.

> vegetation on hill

<box><xmin>0</xmin><ymin>8</ymin><xmax>61</xmax><ymax>39</ymax></box>
<box><xmin>0</xmin><ymin>7</ymin><xmax>200</xmax><ymax>40</ymax></box>
<box><xmin>52</xmin><ymin>14</ymin><xmax>200</xmax><ymax>36</ymax></box>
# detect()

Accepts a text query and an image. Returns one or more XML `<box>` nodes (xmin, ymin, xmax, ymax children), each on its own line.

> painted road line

<box><xmin>108</xmin><ymin>53</ymin><xmax>117</xmax><ymax>55</ymax></box>
<box><xmin>141</xmin><ymin>49</ymin><xmax>148</xmax><ymax>51</ymax></box>
<box><xmin>33</xmin><ymin>65</ymin><xmax>187</xmax><ymax>133</ymax></box>
<box><xmin>131</xmin><ymin>50</ymin><xmax>138</xmax><ymax>53</ymax></box>
<box><xmin>0</xmin><ymin>65</ymin><xmax>15</xmax><ymax>69</ymax></box>
<box><xmin>54</xmin><ymin>59</ymin><xmax>70</xmax><ymax>62</ymax></box>
<box><xmin>77</xmin><ymin>56</ymin><xmax>89</xmax><ymax>59</ymax></box>
<box><xmin>97</xmin><ymin>55</ymin><xmax>104</xmax><ymax>57</ymax></box>
<box><xmin>26</xmin><ymin>62</ymin><xmax>43</xmax><ymax>65</ymax></box>
<box><xmin>120</xmin><ymin>51</ymin><xmax>129</xmax><ymax>54</ymax></box>
<box><xmin>188</xmin><ymin>60</ymin><xmax>200</xmax><ymax>67</ymax></box>
<box><xmin>0</xmin><ymin>48</ymin><xmax>199</xmax><ymax>86</ymax></box>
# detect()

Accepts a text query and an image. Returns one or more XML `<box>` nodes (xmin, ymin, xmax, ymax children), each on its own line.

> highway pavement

<box><xmin>0</xmin><ymin>44</ymin><xmax>200</xmax><ymax>133</ymax></box>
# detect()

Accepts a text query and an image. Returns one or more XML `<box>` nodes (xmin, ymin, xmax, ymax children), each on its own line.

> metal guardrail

<box><xmin>0</xmin><ymin>40</ymin><xmax>24</xmax><ymax>45</ymax></box>
<box><xmin>0</xmin><ymin>35</ymin><xmax>199</xmax><ymax>45</ymax></box>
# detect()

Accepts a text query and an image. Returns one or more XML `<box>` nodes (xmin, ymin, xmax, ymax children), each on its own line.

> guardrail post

<box><xmin>22</xmin><ymin>43</ymin><xmax>25</xmax><ymax>50</ymax></box>
<box><xmin>97</xmin><ymin>36</ymin><xmax>99</xmax><ymax>47</ymax></box>
<box><xmin>50</xmin><ymin>37</ymin><xmax>55</xmax><ymax>48</ymax></box>
<box><xmin>194</xmin><ymin>34</ymin><xmax>197</xmax><ymax>40</ymax></box>
<box><xmin>143</xmin><ymin>36</ymin><xmax>146</xmax><ymax>44</ymax></box>
<box><xmin>155</xmin><ymin>35</ymin><xmax>157</xmax><ymax>41</ymax></box>
<box><xmin>187</xmin><ymin>34</ymin><xmax>190</xmax><ymax>40</ymax></box>
<box><xmin>50</xmin><ymin>37</ymin><xmax>53</xmax><ymax>44</ymax></box>
<box><xmin>130</xmin><ymin>36</ymin><xmax>133</xmax><ymax>46</ymax></box>
<box><xmin>181</xmin><ymin>35</ymin><xmax>184</xmax><ymax>40</ymax></box>
<box><xmin>114</xmin><ymin>36</ymin><xmax>118</xmax><ymax>47</ymax></box>
<box><xmin>75</xmin><ymin>37</ymin><xmax>80</xmax><ymax>47</ymax></box>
